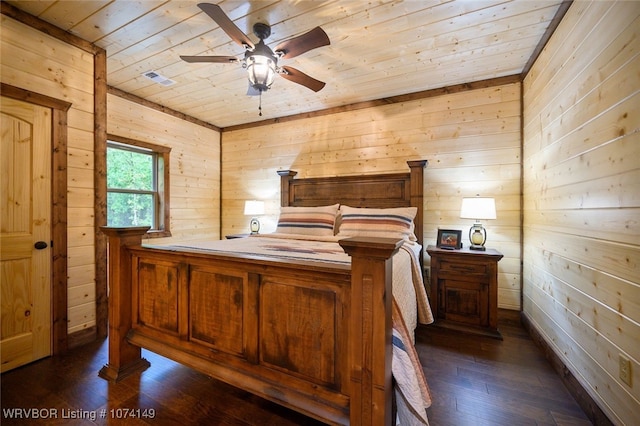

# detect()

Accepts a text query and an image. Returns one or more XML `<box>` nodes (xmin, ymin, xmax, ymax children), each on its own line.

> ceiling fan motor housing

<box><xmin>252</xmin><ymin>23</ymin><xmax>271</xmax><ymax>40</ymax></box>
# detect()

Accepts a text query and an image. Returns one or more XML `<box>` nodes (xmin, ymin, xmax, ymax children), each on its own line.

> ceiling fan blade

<box><xmin>180</xmin><ymin>55</ymin><xmax>238</xmax><ymax>63</ymax></box>
<box><xmin>275</xmin><ymin>27</ymin><xmax>330</xmax><ymax>59</ymax></box>
<box><xmin>197</xmin><ymin>3</ymin><xmax>254</xmax><ymax>49</ymax></box>
<box><xmin>280</xmin><ymin>66</ymin><xmax>326</xmax><ymax>92</ymax></box>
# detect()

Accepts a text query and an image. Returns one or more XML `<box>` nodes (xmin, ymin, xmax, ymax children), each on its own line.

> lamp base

<box><xmin>469</xmin><ymin>223</ymin><xmax>487</xmax><ymax>251</ymax></box>
<box><xmin>250</xmin><ymin>217</ymin><xmax>260</xmax><ymax>234</ymax></box>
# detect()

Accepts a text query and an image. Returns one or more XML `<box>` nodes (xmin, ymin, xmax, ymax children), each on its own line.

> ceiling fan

<box><xmin>180</xmin><ymin>3</ymin><xmax>330</xmax><ymax>112</ymax></box>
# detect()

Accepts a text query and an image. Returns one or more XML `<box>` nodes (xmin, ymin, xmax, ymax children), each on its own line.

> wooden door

<box><xmin>440</xmin><ymin>278</ymin><xmax>489</xmax><ymax>327</ymax></box>
<box><xmin>1</xmin><ymin>96</ymin><xmax>52</xmax><ymax>372</ymax></box>
<box><xmin>437</xmin><ymin>258</ymin><xmax>489</xmax><ymax>327</ymax></box>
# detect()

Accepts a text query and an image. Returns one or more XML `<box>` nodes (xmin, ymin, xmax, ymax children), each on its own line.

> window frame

<box><xmin>106</xmin><ymin>134</ymin><xmax>171</xmax><ymax>238</ymax></box>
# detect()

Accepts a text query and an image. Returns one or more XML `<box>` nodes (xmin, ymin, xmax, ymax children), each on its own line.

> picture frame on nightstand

<box><xmin>436</xmin><ymin>229</ymin><xmax>462</xmax><ymax>249</ymax></box>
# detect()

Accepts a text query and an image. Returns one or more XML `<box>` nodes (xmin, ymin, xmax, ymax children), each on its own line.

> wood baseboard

<box><xmin>520</xmin><ymin>312</ymin><xmax>613</xmax><ymax>426</ymax></box>
<box><xmin>68</xmin><ymin>326</ymin><xmax>97</xmax><ymax>350</ymax></box>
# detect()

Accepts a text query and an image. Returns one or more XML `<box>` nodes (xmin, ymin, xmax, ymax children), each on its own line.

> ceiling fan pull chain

<box><xmin>259</xmin><ymin>91</ymin><xmax>263</xmax><ymax>116</ymax></box>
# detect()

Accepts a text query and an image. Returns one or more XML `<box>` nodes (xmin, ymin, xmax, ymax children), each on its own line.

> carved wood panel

<box><xmin>259</xmin><ymin>277</ymin><xmax>344</xmax><ymax>388</ymax></box>
<box><xmin>189</xmin><ymin>267</ymin><xmax>246</xmax><ymax>356</ymax></box>
<box><xmin>288</xmin><ymin>174</ymin><xmax>410</xmax><ymax>209</ymax></box>
<box><xmin>137</xmin><ymin>259</ymin><xmax>181</xmax><ymax>334</ymax></box>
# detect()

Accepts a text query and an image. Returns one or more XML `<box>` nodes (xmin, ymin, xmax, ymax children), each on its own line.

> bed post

<box><xmin>407</xmin><ymin>159</ymin><xmax>427</xmax><ymax>248</ymax></box>
<box><xmin>277</xmin><ymin>169</ymin><xmax>298</xmax><ymax>206</ymax></box>
<box><xmin>339</xmin><ymin>237</ymin><xmax>403</xmax><ymax>426</ymax></box>
<box><xmin>98</xmin><ymin>226</ymin><xmax>151</xmax><ymax>382</ymax></box>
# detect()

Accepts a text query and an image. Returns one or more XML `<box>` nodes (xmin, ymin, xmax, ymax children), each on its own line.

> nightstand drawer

<box><xmin>439</xmin><ymin>260</ymin><xmax>487</xmax><ymax>275</ymax></box>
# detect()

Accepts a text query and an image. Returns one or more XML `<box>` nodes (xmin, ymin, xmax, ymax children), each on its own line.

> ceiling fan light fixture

<box><xmin>246</xmin><ymin>54</ymin><xmax>276</xmax><ymax>92</ymax></box>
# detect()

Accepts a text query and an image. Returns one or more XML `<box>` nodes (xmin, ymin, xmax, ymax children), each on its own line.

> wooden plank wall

<box><xmin>1</xmin><ymin>14</ymin><xmax>222</xmax><ymax>340</ymax></box>
<box><xmin>1</xmin><ymin>16</ymin><xmax>95</xmax><ymax>335</ymax></box>
<box><xmin>107</xmin><ymin>94</ymin><xmax>221</xmax><ymax>242</ymax></box>
<box><xmin>222</xmin><ymin>82</ymin><xmax>522</xmax><ymax>310</ymax></box>
<box><xmin>522</xmin><ymin>2</ymin><xmax>640</xmax><ymax>424</ymax></box>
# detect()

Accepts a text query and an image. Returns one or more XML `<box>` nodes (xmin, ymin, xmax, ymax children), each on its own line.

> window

<box><xmin>106</xmin><ymin>136</ymin><xmax>171</xmax><ymax>237</ymax></box>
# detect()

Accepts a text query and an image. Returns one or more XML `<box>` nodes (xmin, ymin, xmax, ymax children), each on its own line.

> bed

<box><xmin>99</xmin><ymin>159</ymin><xmax>431</xmax><ymax>425</ymax></box>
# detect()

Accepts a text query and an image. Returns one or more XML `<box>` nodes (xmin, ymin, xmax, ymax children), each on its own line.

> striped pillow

<box><xmin>276</xmin><ymin>204</ymin><xmax>339</xmax><ymax>236</ymax></box>
<box><xmin>336</xmin><ymin>206</ymin><xmax>417</xmax><ymax>241</ymax></box>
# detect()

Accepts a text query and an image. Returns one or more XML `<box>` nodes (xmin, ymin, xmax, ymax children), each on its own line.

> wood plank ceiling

<box><xmin>5</xmin><ymin>0</ymin><xmax>565</xmax><ymax>128</ymax></box>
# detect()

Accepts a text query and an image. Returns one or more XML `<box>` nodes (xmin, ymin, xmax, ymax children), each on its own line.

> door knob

<box><xmin>34</xmin><ymin>241</ymin><xmax>48</xmax><ymax>250</ymax></box>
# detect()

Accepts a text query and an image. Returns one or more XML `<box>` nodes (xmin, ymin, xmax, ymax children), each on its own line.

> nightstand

<box><xmin>426</xmin><ymin>245</ymin><xmax>503</xmax><ymax>339</ymax></box>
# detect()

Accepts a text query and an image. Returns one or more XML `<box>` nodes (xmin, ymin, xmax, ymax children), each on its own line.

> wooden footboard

<box><xmin>100</xmin><ymin>226</ymin><xmax>403</xmax><ymax>426</ymax></box>
<box><xmin>99</xmin><ymin>159</ymin><xmax>428</xmax><ymax>425</ymax></box>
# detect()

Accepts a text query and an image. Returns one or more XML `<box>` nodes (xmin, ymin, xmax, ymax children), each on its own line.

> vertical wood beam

<box><xmin>339</xmin><ymin>237</ymin><xmax>403</xmax><ymax>426</ymax></box>
<box><xmin>51</xmin><ymin>108</ymin><xmax>68</xmax><ymax>355</ymax></box>
<box><xmin>98</xmin><ymin>226</ymin><xmax>150</xmax><ymax>382</ymax></box>
<box><xmin>94</xmin><ymin>47</ymin><xmax>109</xmax><ymax>339</ymax></box>
<box><xmin>407</xmin><ymin>159</ymin><xmax>427</xmax><ymax>250</ymax></box>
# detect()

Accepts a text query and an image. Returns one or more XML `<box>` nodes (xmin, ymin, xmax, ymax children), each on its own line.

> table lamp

<box><xmin>244</xmin><ymin>200</ymin><xmax>265</xmax><ymax>234</ymax></box>
<box><xmin>460</xmin><ymin>196</ymin><xmax>496</xmax><ymax>251</ymax></box>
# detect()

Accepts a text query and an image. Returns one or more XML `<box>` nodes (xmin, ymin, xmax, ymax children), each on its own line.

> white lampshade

<box><xmin>460</xmin><ymin>197</ymin><xmax>496</xmax><ymax>220</ymax></box>
<box><xmin>244</xmin><ymin>200</ymin><xmax>265</xmax><ymax>216</ymax></box>
<box><xmin>244</xmin><ymin>200</ymin><xmax>265</xmax><ymax>234</ymax></box>
<box><xmin>460</xmin><ymin>196</ymin><xmax>496</xmax><ymax>251</ymax></box>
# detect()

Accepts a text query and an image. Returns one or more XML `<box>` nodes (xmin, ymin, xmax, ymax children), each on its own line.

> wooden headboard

<box><xmin>277</xmin><ymin>160</ymin><xmax>428</xmax><ymax>248</ymax></box>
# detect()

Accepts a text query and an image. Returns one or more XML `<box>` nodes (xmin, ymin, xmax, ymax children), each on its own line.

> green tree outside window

<box><xmin>107</xmin><ymin>143</ymin><xmax>157</xmax><ymax>228</ymax></box>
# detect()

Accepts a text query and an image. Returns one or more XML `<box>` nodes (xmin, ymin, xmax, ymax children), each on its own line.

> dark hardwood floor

<box><xmin>1</xmin><ymin>310</ymin><xmax>592</xmax><ymax>425</ymax></box>
<box><xmin>419</xmin><ymin>310</ymin><xmax>592</xmax><ymax>426</ymax></box>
